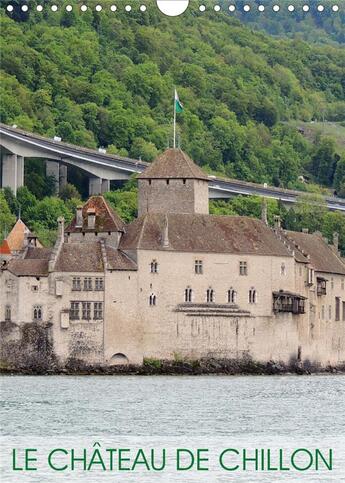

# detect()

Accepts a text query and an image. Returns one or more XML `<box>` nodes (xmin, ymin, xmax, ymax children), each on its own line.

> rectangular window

<box><xmin>239</xmin><ymin>261</ymin><xmax>248</xmax><ymax>276</ymax></box>
<box><xmin>343</xmin><ymin>302</ymin><xmax>345</xmax><ymax>321</ymax></box>
<box><xmin>82</xmin><ymin>302</ymin><xmax>91</xmax><ymax>320</ymax></box>
<box><xmin>335</xmin><ymin>297</ymin><xmax>340</xmax><ymax>322</ymax></box>
<box><xmin>95</xmin><ymin>277</ymin><xmax>104</xmax><ymax>291</ymax></box>
<box><xmin>5</xmin><ymin>305</ymin><xmax>11</xmax><ymax>322</ymax></box>
<box><xmin>328</xmin><ymin>305</ymin><xmax>332</xmax><ymax>320</ymax></box>
<box><xmin>83</xmin><ymin>277</ymin><xmax>92</xmax><ymax>291</ymax></box>
<box><xmin>72</xmin><ymin>277</ymin><xmax>81</xmax><ymax>291</ymax></box>
<box><xmin>195</xmin><ymin>260</ymin><xmax>203</xmax><ymax>274</ymax></box>
<box><xmin>94</xmin><ymin>302</ymin><xmax>103</xmax><ymax>320</ymax></box>
<box><xmin>321</xmin><ymin>305</ymin><xmax>325</xmax><ymax>320</ymax></box>
<box><xmin>70</xmin><ymin>302</ymin><xmax>80</xmax><ymax>320</ymax></box>
<box><xmin>342</xmin><ymin>279</ymin><xmax>344</xmax><ymax>291</ymax></box>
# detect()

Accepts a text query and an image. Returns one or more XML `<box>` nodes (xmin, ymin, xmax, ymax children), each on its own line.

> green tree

<box><xmin>0</xmin><ymin>190</ymin><xmax>16</xmax><ymax>242</ymax></box>
<box><xmin>3</xmin><ymin>187</ymin><xmax>19</xmax><ymax>216</ymax></box>
<box><xmin>28</xmin><ymin>197</ymin><xmax>73</xmax><ymax>230</ymax></box>
<box><xmin>311</xmin><ymin>138</ymin><xmax>338</xmax><ymax>186</ymax></box>
<box><xmin>334</xmin><ymin>156</ymin><xmax>345</xmax><ymax>194</ymax></box>
<box><xmin>59</xmin><ymin>183</ymin><xmax>81</xmax><ymax>202</ymax></box>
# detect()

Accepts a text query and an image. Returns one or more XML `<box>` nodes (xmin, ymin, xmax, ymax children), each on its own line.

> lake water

<box><xmin>0</xmin><ymin>374</ymin><xmax>344</xmax><ymax>482</ymax></box>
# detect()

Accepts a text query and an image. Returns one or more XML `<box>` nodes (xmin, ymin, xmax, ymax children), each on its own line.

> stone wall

<box><xmin>138</xmin><ymin>178</ymin><xmax>209</xmax><ymax>216</ymax></box>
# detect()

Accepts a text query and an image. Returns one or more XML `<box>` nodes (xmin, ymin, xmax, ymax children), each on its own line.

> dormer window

<box><xmin>150</xmin><ymin>260</ymin><xmax>158</xmax><ymax>273</ymax></box>
<box><xmin>87</xmin><ymin>208</ymin><xmax>96</xmax><ymax>230</ymax></box>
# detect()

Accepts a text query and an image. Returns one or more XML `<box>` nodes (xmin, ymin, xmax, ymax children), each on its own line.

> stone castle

<box><xmin>1</xmin><ymin>149</ymin><xmax>345</xmax><ymax>369</ymax></box>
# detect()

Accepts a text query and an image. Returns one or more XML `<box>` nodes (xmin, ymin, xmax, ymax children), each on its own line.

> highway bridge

<box><xmin>1</xmin><ymin>123</ymin><xmax>345</xmax><ymax>212</ymax></box>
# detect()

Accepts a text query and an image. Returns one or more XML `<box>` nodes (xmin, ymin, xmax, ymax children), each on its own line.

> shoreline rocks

<box><xmin>1</xmin><ymin>357</ymin><xmax>344</xmax><ymax>376</ymax></box>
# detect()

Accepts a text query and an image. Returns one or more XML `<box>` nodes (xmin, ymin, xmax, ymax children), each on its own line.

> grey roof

<box><xmin>120</xmin><ymin>213</ymin><xmax>292</xmax><ymax>256</ymax></box>
<box><xmin>55</xmin><ymin>242</ymin><xmax>104</xmax><ymax>272</ymax></box>
<box><xmin>286</xmin><ymin>230</ymin><xmax>345</xmax><ymax>275</ymax></box>
<box><xmin>138</xmin><ymin>149</ymin><xmax>208</xmax><ymax>181</ymax></box>
<box><xmin>106</xmin><ymin>247</ymin><xmax>137</xmax><ymax>271</ymax></box>
<box><xmin>6</xmin><ymin>259</ymin><xmax>49</xmax><ymax>277</ymax></box>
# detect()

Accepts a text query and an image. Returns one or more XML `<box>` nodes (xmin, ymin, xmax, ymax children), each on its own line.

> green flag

<box><xmin>174</xmin><ymin>89</ymin><xmax>184</xmax><ymax>113</ymax></box>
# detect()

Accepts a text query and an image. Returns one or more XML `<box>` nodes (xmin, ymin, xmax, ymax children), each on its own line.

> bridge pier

<box><xmin>102</xmin><ymin>179</ymin><xmax>110</xmax><ymax>193</ymax></box>
<box><xmin>89</xmin><ymin>177</ymin><xmax>110</xmax><ymax>195</ymax></box>
<box><xmin>1</xmin><ymin>154</ymin><xmax>24</xmax><ymax>196</ymax></box>
<box><xmin>60</xmin><ymin>165</ymin><xmax>67</xmax><ymax>189</ymax></box>
<box><xmin>46</xmin><ymin>161</ymin><xmax>68</xmax><ymax>194</ymax></box>
<box><xmin>46</xmin><ymin>160</ymin><xmax>60</xmax><ymax>194</ymax></box>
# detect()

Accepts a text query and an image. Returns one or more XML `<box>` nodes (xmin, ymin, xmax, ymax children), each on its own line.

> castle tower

<box><xmin>137</xmin><ymin>148</ymin><xmax>209</xmax><ymax>216</ymax></box>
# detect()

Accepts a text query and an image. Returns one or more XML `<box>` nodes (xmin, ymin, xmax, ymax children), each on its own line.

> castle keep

<box><xmin>1</xmin><ymin>149</ymin><xmax>345</xmax><ymax>369</ymax></box>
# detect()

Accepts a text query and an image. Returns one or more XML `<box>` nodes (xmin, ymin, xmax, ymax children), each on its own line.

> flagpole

<box><xmin>173</xmin><ymin>88</ymin><xmax>176</xmax><ymax>149</ymax></box>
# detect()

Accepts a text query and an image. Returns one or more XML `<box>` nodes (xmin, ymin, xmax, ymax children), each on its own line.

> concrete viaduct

<box><xmin>1</xmin><ymin>123</ymin><xmax>345</xmax><ymax>212</ymax></box>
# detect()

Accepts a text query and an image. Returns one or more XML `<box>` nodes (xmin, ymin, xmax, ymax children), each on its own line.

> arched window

<box><xmin>228</xmin><ymin>288</ymin><xmax>236</xmax><ymax>304</ymax></box>
<box><xmin>281</xmin><ymin>263</ymin><xmax>286</xmax><ymax>276</ymax></box>
<box><xmin>33</xmin><ymin>305</ymin><xmax>42</xmax><ymax>321</ymax></box>
<box><xmin>150</xmin><ymin>260</ymin><xmax>158</xmax><ymax>273</ymax></box>
<box><xmin>149</xmin><ymin>293</ymin><xmax>157</xmax><ymax>306</ymax></box>
<box><xmin>249</xmin><ymin>288</ymin><xmax>257</xmax><ymax>304</ymax></box>
<box><xmin>185</xmin><ymin>287</ymin><xmax>193</xmax><ymax>303</ymax></box>
<box><xmin>206</xmin><ymin>288</ymin><xmax>214</xmax><ymax>303</ymax></box>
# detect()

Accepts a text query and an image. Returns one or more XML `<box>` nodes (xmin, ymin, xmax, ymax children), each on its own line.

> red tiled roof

<box><xmin>66</xmin><ymin>196</ymin><xmax>125</xmax><ymax>233</ymax></box>
<box><xmin>0</xmin><ymin>239</ymin><xmax>11</xmax><ymax>255</ymax></box>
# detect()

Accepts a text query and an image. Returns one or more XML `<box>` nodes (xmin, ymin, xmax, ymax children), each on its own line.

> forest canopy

<box><xmin>0</xmin><ymin>1</ymin><xmax>344</xmax><ymax>191</ymax></box>
<box><xmin>0</xmin><ymin>2</ymin><xmax>344</xmax><ymax>253</ymax></box>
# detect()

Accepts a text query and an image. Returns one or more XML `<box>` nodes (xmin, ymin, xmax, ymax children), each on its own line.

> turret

<box><xmin>137</xmin><ymin>148</ymin><xmax>209</xmax><ymax>216</ymax></box>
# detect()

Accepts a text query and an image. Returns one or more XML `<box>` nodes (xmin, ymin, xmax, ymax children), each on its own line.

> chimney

<box><xmin>23</xmin><ymin>227</ymin><xmax>30</xmax><ymax>248</ymax></box>
<box><xmin>274</xmin><ymin>215</ymin><xmax>281</xmax><ymax>230</ymax></box>
<box><xmin>162</xmin><ymin>215</ymin><xmax>169</xmax><ymax>249</ymax></box>
<box><xmin>76</xmin><ymin>205</ymin><xmax>83</xmax><ymax>228</ymax></box>
<box><xmin>302</xmin><ymin>228</ymin><xmax>309</xmax><ymax>234</ymax></box>
<box><xmin>57</xmin><ymin>217</ymin><xmax>65</xmax><ymax>239</ymax></box>
<box><xmin>261</xmin><ymin>198</ymin><xmax>268</xmax><ymax>225</ymax></box>
<box><xmin>87</xmin><ymin>208</ymin><xmax>96</xmax><ymax>230</ymax></box>
<box><xmin>333</xmin><ymin>232</ymin><xmax>339</xmax><ymax>251</ymax></box>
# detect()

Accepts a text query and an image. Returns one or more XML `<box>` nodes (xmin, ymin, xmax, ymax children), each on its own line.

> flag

<box><xmin>174</xmin><ymin>89</ymin><xmax>184</xmax><ymax>113</ymax></box>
